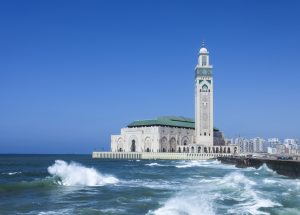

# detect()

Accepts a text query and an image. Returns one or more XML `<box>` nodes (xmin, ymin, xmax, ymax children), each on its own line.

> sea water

<box><xmin>0</xmin><ymin>155</ymin><xmax>299</xmax><ymax>215</ymax></box>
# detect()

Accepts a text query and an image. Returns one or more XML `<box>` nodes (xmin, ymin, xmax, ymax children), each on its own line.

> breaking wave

<box><xmin>149</xmin><ymin>171</ymin><xmax>281</xmax><ymax>215</ymax></box>
<box><xmin>257</xmin><ymin>163</ymin><xmax>278</xmax><ymax>175</ymax></box>
<box><xmin>48</xmin><ymin>160</ymin><xmax>119</xmax><ymax>186</ymax></box>
<box><xmin>149</xmin><ymin>194</ymin><xmax>215</xmax><ymax>215</ymax></box>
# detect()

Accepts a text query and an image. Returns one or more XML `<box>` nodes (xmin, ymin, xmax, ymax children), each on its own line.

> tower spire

<box><xmin>201</xmin><ymin>40</ymin><xmax>205</xmax><ymax>48</ymax></box>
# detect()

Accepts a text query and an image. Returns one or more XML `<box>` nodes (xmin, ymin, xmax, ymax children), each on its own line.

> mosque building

<box><xmin>110</xmin><ymin>45</ymin><xmax>236</xmax><ymax>155</ymax></box>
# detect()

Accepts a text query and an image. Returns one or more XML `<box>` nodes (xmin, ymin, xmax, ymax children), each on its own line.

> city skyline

<box><xmin>1</xmin><ymin>0</ymin><xmax>300</xmax><ymax>153</ymax></box>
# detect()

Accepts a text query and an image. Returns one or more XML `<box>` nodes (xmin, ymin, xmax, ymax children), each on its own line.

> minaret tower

<box><xmin>195</xmin><ymin>42</ymin><xmax>213</xmax><ymax>146</ymax></box>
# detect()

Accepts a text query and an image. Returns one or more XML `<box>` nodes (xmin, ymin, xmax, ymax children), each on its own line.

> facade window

<box><xmin>204</xmin><ymin>132</ymin><xmax>206</xmax><ymax>136</ymax></box>
<box><xmin>202</xmin><ymin>85</ymin><xmax>208</xmax><ymax>92</ymax></box>
<box><xmin>202</xmin><ymin>56</ymin><xmax>207</xmax><ymax>66</ymax></box>
<box><xmin>131</xmin><ymin>140</ymin><xmax>136</xmax><ymax>152</ymax></box>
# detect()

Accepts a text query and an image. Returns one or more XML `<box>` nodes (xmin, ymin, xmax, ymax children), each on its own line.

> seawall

<box><xmin>218</xmin><ymin>156</ymin><xmax>300</xmax><ymax>178</ymax></box>
<box><xmin>92</xmin><ymin>152</ymin><xmax>232</xmax><ymax>160</ymax></box>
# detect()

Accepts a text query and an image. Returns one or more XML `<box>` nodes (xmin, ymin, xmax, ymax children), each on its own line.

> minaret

<box><xmin>195</xmin><ymin>42</ymin><xmax>213</xmax><ymax>146</ymax></box>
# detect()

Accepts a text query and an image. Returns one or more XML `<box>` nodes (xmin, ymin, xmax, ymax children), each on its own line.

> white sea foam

<box><xmin>121</xmin><ymin>178</ymin><xmax>179</xmax><ymax>190</ymax></box>
<box><xmin>263</xmin><ymin>178</ymin><xmax>277</xmax><ymax>184</ymax></box>
<box><xmin>175</xmin><ymin>160</ymin><xmax>217</xmax><ymax>168</ymax></box>
<box><xmin>258</xmin><ymin>163</ymin><xmax>277</xmax><ymax>174</ymax></box>
<box><xmin>221</xmin><ymin>172</ymin><xmax>281</xmax><ymax>215</ymax></box>
<box><xmin>145</xmin><ymin>163</ymin><xmax>166</xmax><ymax>167</ymax></box>
<box><xmin>175</xmin><ymin>159</ymin><xmax>237</xmax><ymax>170</ymax></box>
<box><xmin>148</xmin><ymin>194</ymin><xmax>215</xmax><ymax>215</ymax></box>
<box><xmin>48</xmin><ymin>160</ymin><xmax>118</xmax><ymax>186</ymax></box>
<box><xmin>150</xmin><ymin>171</ymin><xmax>281</xmax><ymax>215</ymax></box>
<box><xmin>37</xmin><ymin>209</ymin><xmax>72</xmax><ymax>215</ymax></box>
<box><xmin>2</xmin><ymin>171</ymin><xmax>22</xmax><ymax>175</ymax></box>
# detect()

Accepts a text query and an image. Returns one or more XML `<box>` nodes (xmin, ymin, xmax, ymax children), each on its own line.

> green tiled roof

<box><xmin>127</xmin><ymin>116</ymin><xmax>195</xmax><ymax>129</ymax></box>
<box><xmin>128</xmin><ymin>116</ymin><xmax>220</xmax><ymax>131</ymax></box>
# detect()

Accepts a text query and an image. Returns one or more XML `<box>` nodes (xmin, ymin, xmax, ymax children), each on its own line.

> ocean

<box><xmin>0</xmin><ymin>155</ymin><xmax>299</xmax><ymax>215</ymax></box>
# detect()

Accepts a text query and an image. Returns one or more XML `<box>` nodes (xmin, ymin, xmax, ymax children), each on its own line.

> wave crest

<box><xmin>48</xmin><ymin>160</ymin><xmax>118</xmax><ymax>186</ymax></box>
<box><xmin>1</xmin><ymin>171</ymin><xmax>22</xmax><ymax>175</ymax></box>
<box><xmin>145</xmin><ymin>163</ymin><xmax>166</xmax><ymax>167</ymax></box>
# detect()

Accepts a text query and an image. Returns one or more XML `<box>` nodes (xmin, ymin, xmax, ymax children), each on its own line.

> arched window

<box><xmin>202</xmin><ymin>56</ymin><xmax>207</xmax><ymax>66</ymax></box>
<box><xmin>131</xmin><ymin>140</ymin><xmax>136</xmax><ymax>152</ymax></box>
<box><xmin>198</xmin><ymin>147</ymin><xmax>201</xmax><ymax>153</ymax></box>
<box><xmin>202</xmin><ymin>84</ymin><xmax>208</xmax><ymax>92</ymax></box>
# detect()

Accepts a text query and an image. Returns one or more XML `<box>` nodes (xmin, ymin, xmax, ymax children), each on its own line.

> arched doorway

<box><xmin>131</xmin><ymin>140</ymin><xmax>136</xmax><ymax>152</ymax></box>
<box><xmin>191</xmin><ymin>146</ymin><xmax>195</xmax><ymax>153</ymax></box>
<box><xmin>178</xmin><ymin>147</ymin><xmax>181</xmax><ymax>153</ymax></box>
<box><xmin>227</xmin><ymin>147</ymin><xmax>231</xmax><ymax>154</ymax></box>
<box><xmin>204</xmin><ymin>147</ymin><xmax>207</xmax><ymax>153</ymax></box>
<box><xmin>144</xmin><ymin>137</ymin><xmax>151</xmax><ymax>153</ymax></box>
<box><xmin>117</xmin><ymin>138</ymin><xmax>124</xmax><ymax>153</ymax></box>
<box><xmin>160</xmin><ymin>137</ymin><xmax>168</xmax><ymax>152</ymax></box>
<box><xmin>198</xmin><ymin>147</ymin><xmax>201</xmax><ymax>153</ymax></box>
<box><xmin>170</xmin><ymin>137</ymin><xmax>176</xmax><ymax>153</ymax></box>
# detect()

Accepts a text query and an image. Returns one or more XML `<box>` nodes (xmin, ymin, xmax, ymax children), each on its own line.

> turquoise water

<box><xmin>0</xmin><ymin>155</ymin><xmax>299</xmax><ymax>215</ymax></box>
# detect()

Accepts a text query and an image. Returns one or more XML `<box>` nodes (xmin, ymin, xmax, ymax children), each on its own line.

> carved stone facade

<box><xmin>111</xmin><ymin>126</ymin><xmax>194</xmax><ymax>153</ymax></box>
<box><xmin>111</xmin><ymin>124</ymin><xmax>232</xmax><ymax>153</ymax></box>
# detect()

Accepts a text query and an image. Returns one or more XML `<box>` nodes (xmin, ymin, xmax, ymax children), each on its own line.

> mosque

<box><xmin>110</xmin><ymin>45</ymin><xmax>237</xmax><ymax>155</ymax></box>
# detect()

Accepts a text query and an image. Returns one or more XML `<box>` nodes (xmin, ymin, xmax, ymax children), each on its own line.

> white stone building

<box><xmin>111</xmin><ymin>45</ymin><xmax>238</xmax><ymax>155</ymax></box>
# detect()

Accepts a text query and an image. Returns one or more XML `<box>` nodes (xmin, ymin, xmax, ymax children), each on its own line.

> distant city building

<box><xmin>235</xmin><ymin>137</ymin><xmax>252</xmax><ymax>154</ymax></box>
<box><xmin>267</xmin><ymin>147</ymin><xmax>277</xmax><ymax>154</ymax></box>
<box><xmin>251</xmin><ymin>137</ymin><xmax>266</xmax><ymax>153</ymax></box>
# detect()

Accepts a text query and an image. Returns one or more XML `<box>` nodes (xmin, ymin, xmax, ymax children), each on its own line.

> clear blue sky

<box><xmin>0</xmin><ymin>0</ymin><xmax>299</xmax><ymax>153</ymax></box>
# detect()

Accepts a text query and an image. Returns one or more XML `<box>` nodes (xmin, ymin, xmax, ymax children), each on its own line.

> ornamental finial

<box><xmin>201</xmin><ymin>40</ymin><xmax>205</xmax><ymax>48</ymax></box>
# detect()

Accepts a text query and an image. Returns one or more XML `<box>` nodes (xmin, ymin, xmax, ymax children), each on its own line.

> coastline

<box><xmin>218</xmin><ymin>156</ymin><xmax>300</xmax><ymax>178</ymax></box>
